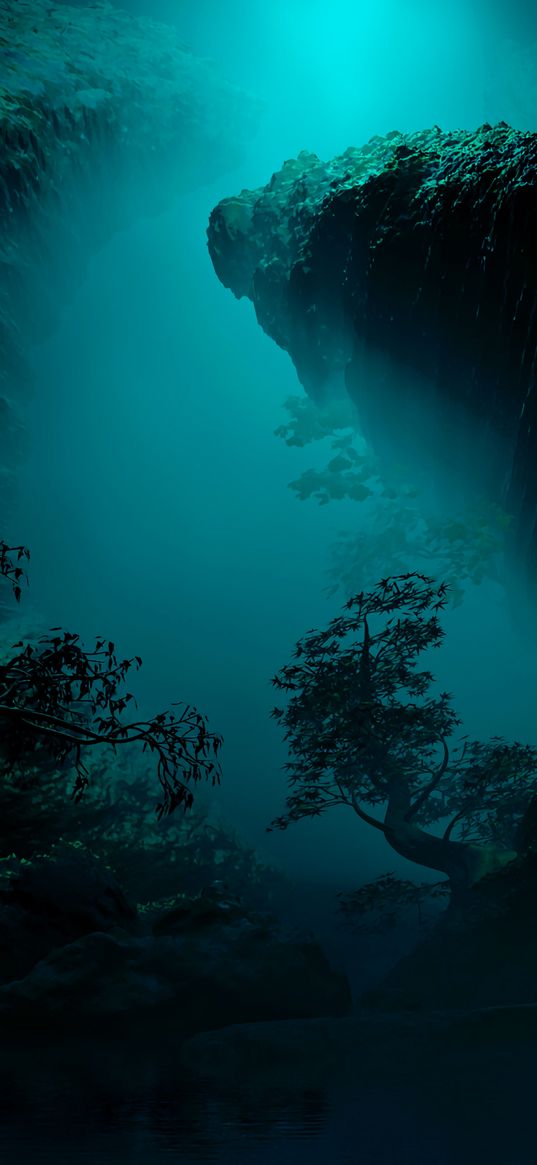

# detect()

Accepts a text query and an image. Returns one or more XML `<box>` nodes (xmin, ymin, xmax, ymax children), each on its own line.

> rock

<box><xmin>180</xmin><ymin>1004</ymin><xmax>537</xmax><ymax>1086</ymax></box>
<box><xmin>152</xmin><ymin>883</ymin><xmax>250</xmax><ymax>935</ymax></box>
<box><xmin>207</xmin><ymin>125</ymin><xmax>537</xmax><ymax>581</ymax></box>
<box><xmin>361</xmin><ymin>851</ymin><xmax>537</xmax><ymax>1011</ymax></box>
<box><xmin>0</xmin><ymin>851</ymin><xmax>136</xmax><ymax>983</ymax></box>
<box><xmin>181</xmin><ymin>1015</ymin><xmax>380</xmax><ymax>1085</ymax></box>
<box><xmin>0</xmin><ymin>0</ymin><xmax>262</xmax><ymax>525</ymax></box>
<box><xmin>8</xmin><ymin>850</ymin><xmax>136</xmax><ymax>931</ymax></box>
<box><xmin>0</xmin><ymin>918</ymin><xmax>351</xmax><ymax>1033</ymax></box>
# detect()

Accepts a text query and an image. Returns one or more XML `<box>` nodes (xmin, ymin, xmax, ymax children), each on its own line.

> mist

<box><xmin>7</xmin><ymin>0</ymin><xmax>537</xmax><ymax>902</ymax></box>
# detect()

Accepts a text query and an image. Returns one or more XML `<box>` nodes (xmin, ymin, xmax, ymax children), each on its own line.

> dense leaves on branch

<box><xmin>269</xmin><ymin>572</ymin><xmax>537</xmax><ymax>926</ymax></box>
<box><xmin>275</xmin><ymin>395</ymin><xmax>511</xmax><ymax>607</ymax></box>
<box><xmin>269</xmin><ymin>573</ymin><xmax>458</xmax><ymax>830</ymax></box>
<box><xmin>0</xmin><ymin>541</ymin><xmax>30</xmax><ymax>605</ymax></box>
<box><xmin>0</xmin><ymin>540</ymin><xmax>223</xmax><ymax>817</ymax></box>
<box><xmin>337</xmin><ymin>873</ymin><xmax>449</xmax><ymax>934</ymax></box>
<box><xmin>0</xmin><ymin>742</ymin><xmax>286</xmax><ymax>914</ymax></box>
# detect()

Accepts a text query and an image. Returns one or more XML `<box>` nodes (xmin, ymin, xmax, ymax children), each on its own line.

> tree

<box><xmin>0</xmin><ymin>735</ymin><xmax>287</xmax><ymax>914</ymax></box>
<box><xmin>275</xmin><ymin>395</ymin><xmax>511</xmax><ymax>608</ymax></box>
<box><xmin>0</xmin><ymin>540</ymin><xmax>223</xmax><ymax>819</ymax></box>
<box><xmin>268</xmin><ymin>573</ymin><xmax>537</xmax><ymax>918</ymax></box>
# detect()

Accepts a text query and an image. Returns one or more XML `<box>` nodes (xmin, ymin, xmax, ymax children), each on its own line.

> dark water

<box><xmin>1</xmin><ymin>1035</ymin><xmax>535</xmax><ymax>1165</ymax></box>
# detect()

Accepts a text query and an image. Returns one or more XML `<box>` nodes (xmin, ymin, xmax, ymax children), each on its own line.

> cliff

<box><xmin>208</xmin><ymin>124</ymin><xmax>537</xmax><ymax>577</ymax></box>
<box><xmin>0</xmin><ymin>0</ymin><xmax>261</xmax><ymax>517</ymax></box>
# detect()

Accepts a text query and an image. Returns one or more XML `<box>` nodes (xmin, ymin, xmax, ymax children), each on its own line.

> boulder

<box><xmin>0</xmin><ymin>917</ymin><xmax>352</xmax><ymax>1033</ymax></box>
<box><xmin>0</xmin><ymin>851</ymin><xmax>136</xmax><ymax>983</ymax></box>
<box><xmin>179</xmin><ymin>1004</ymin><xmax>537</xmax><ymax>1087</ymax></box>
<box><xmin>362</xmin><ymin>851</ymin><xmax>537</xmax><ymax>1012</ymax></box>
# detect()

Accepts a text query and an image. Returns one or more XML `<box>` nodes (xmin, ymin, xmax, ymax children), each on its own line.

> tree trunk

<box><xmin>383</xmin><ymin>777</ymin><xmax>517</xmax><ymax>896</ymax></box>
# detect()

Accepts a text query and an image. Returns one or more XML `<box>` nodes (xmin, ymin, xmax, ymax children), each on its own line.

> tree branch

<box><xmin>349</xmin><ymin>790</ymin><xmax>387</xmax><ymax>833</ymax></box>
<box><xmin>443</xmin><ymin>809</ymin><xmax>466</xmax><ymax>841</ymax></box>
<box><xmin>406</xmin><ymin>736</ymin><xmax>449</xmax><ymax>821</ymax></box>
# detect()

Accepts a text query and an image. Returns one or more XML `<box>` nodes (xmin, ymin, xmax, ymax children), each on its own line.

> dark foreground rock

<box><xmin>362</xmin><ymin>851</ymin><xmax>537</xmax><ymax>1013</ymax></box>
<box><xmin>208</xmin><ymin>124</ymin><xmax>537</xmax><ymax>578</ymax></box>
<box><xmin>0</xmin><ymin>850</ymin><xmax>136</xmax><ymax>983</ymax></box>
<box><xmin>0</xmin><ymin>905</ymin><xmax>351</xmax><ymax>1033</ymax></box>
<box><xmin>180</xmin><ymin>1004</ymin><xmax>537</xmax><ymax>1087</ymax></box>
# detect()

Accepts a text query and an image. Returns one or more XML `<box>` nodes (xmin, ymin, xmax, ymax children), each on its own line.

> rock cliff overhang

<box><xmin>0</xmin><ymin>0</ymin><xmax>262</xmax><ymax>515</ymax></box>
<box><xmin>208</xmin><ymin>124</ymin><xmax>537</xmax><ymax>578</ymax></box>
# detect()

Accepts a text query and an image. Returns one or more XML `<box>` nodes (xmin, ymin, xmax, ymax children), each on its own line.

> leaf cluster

<box><xmin>269</xmin><ymin>573</ymin><xmax>459</xmax><ymax>829</ymax></box>
<box><xmin>0</xmin><ymin>743</ymin><xmax>287</xmax><ymax>914</ymax></box>
<box><xmin>269</xmin><ymin>572</ymin><xmax>537</xmax><ymax>850</ymax></box>
<box><xmin>337</xmin><ymin>872</ymin><xmax>449</xmax><ymax>934</ymax></box>
<box><xmin>274</xmin><ymin>397</ymin><xmax>511</xmax><ymax>607</ymax></box>
<box><xmin>326</xmin><ymin>499</ymin><xmax>510</xmax><ymax>608</ymax></box>
<box><xmin>0</xmin><ymin>540</ymin><xmax>30</xmax><ymax>605</ymax></box>
<box><xmin>0</xmin><ymin>540</ymin><xmax>223</xmax><ymax>817</ymax></box>
<box><xmin>274</xmin><ymin>394</ymin><xmax>362</xmax><ymax>448</ymax></box>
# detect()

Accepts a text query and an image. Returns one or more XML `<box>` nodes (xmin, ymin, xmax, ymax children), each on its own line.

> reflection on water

<box><xmin>0</xmin><ymin>1035</ymin><xmax>534</xmax><ymax>1165</ymax></box>
<box><xmin>1</xmin><ymin>1081</ymin><xmax>331</xmax><ymax>1164</ymax></box>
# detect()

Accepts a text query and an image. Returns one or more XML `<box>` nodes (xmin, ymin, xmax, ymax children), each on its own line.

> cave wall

<box><xmin>207</xmin><ymin>124</ymin><xmax>537</xmax><ymax>579</ymax></box>
<box><xmin>0</xmin><ymin>0</ymin><xmax>261</xmax><ymax>522</ymax></box>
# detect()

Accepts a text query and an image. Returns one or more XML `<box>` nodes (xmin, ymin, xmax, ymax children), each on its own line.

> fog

<box><xmin>7</xmin><ymin>0</ymin><xmax>537</xmax><ymax>898</ymax></box>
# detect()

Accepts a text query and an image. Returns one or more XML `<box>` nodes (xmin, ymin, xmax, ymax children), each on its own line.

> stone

<box><xmin>0</xmin><ymin>915</ymin><xmax>352</xmax><ymax>1033</ymax></box>
<box><xmin>179</xmin><ymin>1004</ymin><xmax>537</xmax><ymax>1087</ymax></box>
<box><xmin>0</xmin><ymin>0</ymin><xmax>262</xmax><ymax>525</ymax></box>
<box><xmin>361</xmin><ymin>850</ymin><xmax>537</xmax><ymax>1012</ymax></box>
<box><xmin>207</xmin><ymin>125</ymin><xmax>537</xmax><ymax>580</ymax></box>
<box><xmin>0</xmin><ymin>850</ymin><xmax>136</xmax><ymax>983</ymax></box>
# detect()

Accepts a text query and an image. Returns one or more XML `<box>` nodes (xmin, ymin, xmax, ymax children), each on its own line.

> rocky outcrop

<box><xmin>361</xmin><ymin>850</ymin><xmax>537</xmax><ymax>1012</ymax></box>
<box><xmin>207</xmin><ymin>125</ymin><xmax>537</xmax><ymax>577</ymax></box>
<box><xmin>0</xmin><ymin>849</ymin><xmax>136</xmax><ymax>982</ymax></box>
<box><xmin>180</xmin><ymin>1004</ymin><xmax>537</xmax><ymax>1087</ymax></box>
<box><xmin>0</xmin><ymin>851</ymin><xmax>351</xmax><ymax>1032</ymax></box>
<box><xmin>0</xmin><ymin>919</ymin><xmax>351</xmax><ymax>1034</ymax></box>
<box><xmin>0</xmin><ymin>0</ymin><xmax>261</xmax><ymax>518</ymax></box>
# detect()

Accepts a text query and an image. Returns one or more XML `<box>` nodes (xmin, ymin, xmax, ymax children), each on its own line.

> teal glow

<box><xmin>7</xmin><ymin>0</ymin><xmax>537</xmax><ymax>889</ymax></box>
<box><xmin>167</xmin><ymin>0</ymin><xmax>492</xmax><ymax>163</ymax></box>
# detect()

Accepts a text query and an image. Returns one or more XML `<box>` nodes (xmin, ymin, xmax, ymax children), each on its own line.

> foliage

<box><xmin>274</xmin><ymin>394</ymin><xmax>363</xmax><ymax>449</ymax></box>
<box><xmin>326</xmin><ymin>497</ymin><xmax>510</xmax><ymax>609</ymax></box>
<box><xmin>276</xmin><ymin>394</ymin><xmax>381</xmax><ymax>504</ymax></box>
<box><xmin>269</xmin><ymin>573</ymin><xmax>458</xmax><ymax>827</ymax></box>
<box><xmin>439</xmin><ymin>737</ymin><xmax>537</xmax><ymax>850</ymax></box>
<box><xmin>0</xmin><ymin>535</ymin><xmax>280</xmax><ymax>908</ymax></box>
<box><xmin>0</xmin><ymin>541</ymin><xmax>30</xmax><ymax>605</ymax></box>
<box><xmin>0</xmin><ymin>745</ymin><xmax>113</xmax><ymax>861</ymax></box>
<box><xmin>0</xmin><ymin>742</ymin><xmax>287</xmax><ymax>913</ymax></box>
<box><xmin>0</xmin><ymin>540</ymin><xmax>284</xmax><ymax>913</ymax></box>
<box><xmin>275</xmin><ymin>395</ymin><xmax>511</xmax><ymax>607</ymax></box>
<box><xmin>86</xmin><ymin>751</ymin><xmax>286</xmax><ymax>910</ymax></box>
<box><xmin>268</xmin><ymin>573</ymin><xmax>537</xmax><ymax>927</ymax></box>
<box><xmin>337</xmin><ymin>873</ymin><xmax>449</xmax><ymax>934</ymax></box>
<box><xmin>0</xmin><ymin>539</ymin><xmax>223</xmax><ymax>818</ymax></box>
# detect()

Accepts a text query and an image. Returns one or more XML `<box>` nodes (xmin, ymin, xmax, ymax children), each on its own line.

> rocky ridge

<box><xmin>0</xmin><ymin>0</ymin><xmax>261</xmax><ymax>519</ymax></box>
<box><xmin>208</xmin><ymin>124</ymin><xmax>537</xmax><ymax>576</ymax></box>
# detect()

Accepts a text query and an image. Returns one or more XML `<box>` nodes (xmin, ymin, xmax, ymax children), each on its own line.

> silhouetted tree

<box><xmin>269</xmin><ymin>573</ymin><xmax>537</xmax><ymax>919</ymax></box>
<box><xmin>0</xmin><ymin>540</ymin><xmax>222</xmax><ymax>818</ymax></box>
